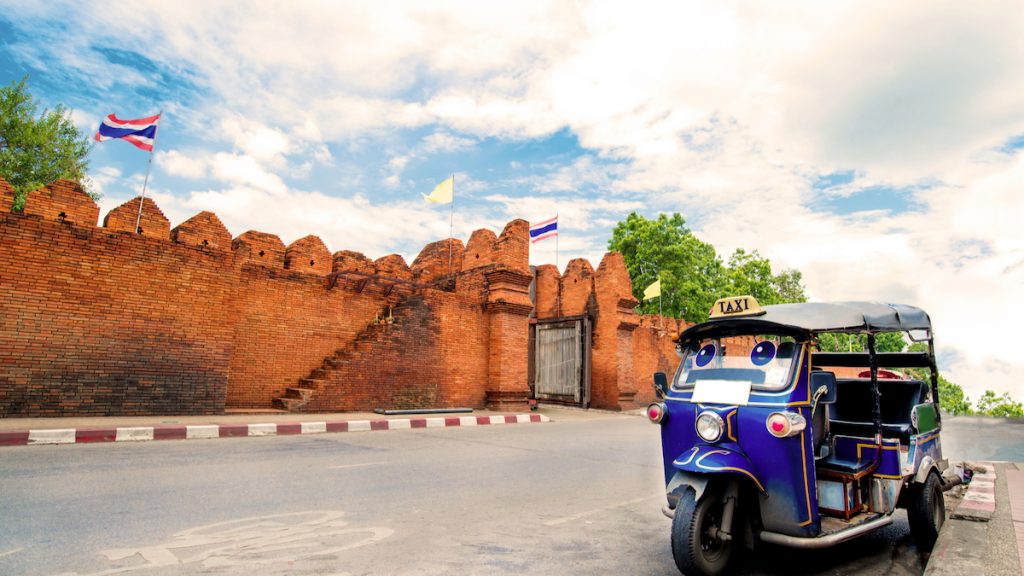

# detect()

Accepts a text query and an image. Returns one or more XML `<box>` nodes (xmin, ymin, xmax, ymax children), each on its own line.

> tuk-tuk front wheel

<box><xmin>671</xmin><ymin>487</ymin><xmax>732</xmax><ymax>576</ymax></box>
<box><xmin>908</xmin><ymin>471</ymin><xmax>945</xmax><ymax>551</ymax></box>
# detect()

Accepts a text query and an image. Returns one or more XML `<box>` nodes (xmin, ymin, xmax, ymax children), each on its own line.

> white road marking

<box><xmin>543</xmin><ymin>496</ymin><xmax>658</xmax><ymax>526</ymax></box>
<box><xmin>327</xmin><ymin>462</ymin><xmax>391</xmax><ymax>470</ymax></box>
<box><xmin>60</xmin><ymin>510</ymin><xmax>392</xmax><ymax>575</ymax></box>
<box><xmin>425</xmin><ymin>417</ymin><xmax>446</xmax><ymax>428</ymax></box>
<box><xmin>388</xmin><ymin>419</ymin><xmax>411</xmax><ymax>430</ymax></box>
<box><xmin>0</xmin><ymin>547</ymin><xmax>23</xmax><ymax>558</ymax></box>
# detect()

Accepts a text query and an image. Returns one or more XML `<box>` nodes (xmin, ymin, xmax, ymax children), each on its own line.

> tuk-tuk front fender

<box><xmin>672</xmin><ymin>445</ymin><xmax>766</xmax><ymax>495</ymax></box>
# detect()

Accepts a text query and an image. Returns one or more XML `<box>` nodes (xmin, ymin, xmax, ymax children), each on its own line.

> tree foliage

<box><xmin>975</xmin><ymin>390</ymin><xmax>1024</xmax><ymax>418</ymax></box>
<box><xmin>0</xmin><ymin>77</ymin><xmax>93</xmax><ymax>210</ymax></box>
<box><xmin>608</xmin><ymin>212</ymin><xmax>806</xmax><ymax>322</ymax></box>
<box><xmin>816</xmin><ymin>332</ymin><xmax>906</xmax><ymax>353</ymax></box>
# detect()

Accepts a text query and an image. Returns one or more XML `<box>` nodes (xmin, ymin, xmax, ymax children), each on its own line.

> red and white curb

<box><xmin>0</xmin><ymin>413</ymin><xmax>550</xmax><ymax>447</ymax></box>
<box><xmin>952</xmin><ymin>461</ymin><xmax>997</xmax><ymax>521</ymax></box>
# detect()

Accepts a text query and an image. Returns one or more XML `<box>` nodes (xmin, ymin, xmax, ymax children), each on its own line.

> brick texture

<box><xmin>103</xmin><ymin>196</ymin><xmax>171</xmax><ymax>240</ymax></box>
<box><xmin>22</xmin><ymin>180</ymin><xmax>98</xmax><ymax>226</ymax></box>
<box><xmin>0</xmin><ymin>176</ymin><xmax>15</xmax><ymax>212</ymax></box>
<box><xmin>284</xmin><ymin>235</ymin><xmax>332</xmax><ymax>275</ymax></box>
<box><xmin>171</xmin><ymin>211</ymin><xmax>232</xmax><ymax>251</ymax></box>
<box><xmin>233</xmin><ymin>230</ymin><xmax>286</xmax><ymax>268</ymax></box>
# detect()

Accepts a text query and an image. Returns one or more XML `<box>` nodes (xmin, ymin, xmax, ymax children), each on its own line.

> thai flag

<box><xmin>95</xmin><ymin>113</ymin><xmax>161</xmax><ymax>152</ymax></box>
<box><xmin>529</xmin><ymin>216</ymin><xmax>558</xmax><ymax>243</ymax></box>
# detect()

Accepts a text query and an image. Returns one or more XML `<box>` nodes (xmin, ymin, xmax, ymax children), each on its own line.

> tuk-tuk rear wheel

<box><xmin>671</xmin><ymin>488</ymin><xmax>732</xmax><ymax>576</ymax></box>
<box><xmin>907</xmin><ymin>471</ymin><xmax>945</xmax><ymax>551</ymax></box>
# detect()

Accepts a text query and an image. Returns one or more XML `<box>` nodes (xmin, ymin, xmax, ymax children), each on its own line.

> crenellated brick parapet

<box><xmin>171</xmin><ymin>211</ymin><xmax>232</xmax><ymax>251</ymax></box>
<box><xmin>103</xmin><ymin>196</ymin><xmax>170</xmax><ymax>239</ymax></box>
<box><xmin>285</xmin><ymin>235</ymin><xmax>332</xmax><ymax>275</ymax></box>
<box><xmin>23</xmin><ymin>180</ymin><xmax>99</xmax><ymax>226</ymax></box>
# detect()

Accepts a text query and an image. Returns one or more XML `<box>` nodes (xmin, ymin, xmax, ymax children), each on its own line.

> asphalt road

<box><xmin>0</xmin><ymin>412</ymin><xmax>1013</xmax><ymax>576</ymax></box>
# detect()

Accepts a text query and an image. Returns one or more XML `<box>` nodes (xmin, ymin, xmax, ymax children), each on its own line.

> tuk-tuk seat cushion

<box><xmin>816</xmin><ymin>455</ymin><xmax>871</xmax><ymax>476</ymax></box>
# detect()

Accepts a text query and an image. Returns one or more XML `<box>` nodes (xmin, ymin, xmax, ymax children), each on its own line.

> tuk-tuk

<box><xmin>648</xmin><ymin>296</ymin><xmax>954</xmax><ymax>576</ymax></box>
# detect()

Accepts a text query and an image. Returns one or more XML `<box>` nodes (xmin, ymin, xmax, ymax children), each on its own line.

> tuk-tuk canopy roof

<box><xmin>678</xmin><ymin>301</ymin><xmax>932</xmax><ymax>342</ymax></box>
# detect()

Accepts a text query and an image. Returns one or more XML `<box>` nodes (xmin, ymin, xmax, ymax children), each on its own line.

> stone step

<box><xmin>272</xmin><ymin>397</ymin><xmax>304</xmax><ymax>411</ymax></box>
<box><xmin>310</xmin><ymin>367</ymin><xmax>329</xmax><ymax>380</ymax></box>
<box><xmin>299</xmin><ymin>377</ymin><xmax>325</xmax><ymax>388</ymax></box>
<box><xmin>284</xmin><ymin>387</ymin><xmax>314</xmax><ymax>400</ymax></box>
<box><xmin>325</xmin><ymin>357</ymin><xmax>350</xmax><ymax>369</ymax></box>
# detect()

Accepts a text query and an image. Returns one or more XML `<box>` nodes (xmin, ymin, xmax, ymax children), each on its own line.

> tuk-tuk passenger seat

<box><xmin>826</xmin><ymin>378</ymin><xmax>929</xmax><ymax>445</ymax></box>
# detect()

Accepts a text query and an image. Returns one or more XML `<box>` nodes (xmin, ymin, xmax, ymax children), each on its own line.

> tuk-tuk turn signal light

<box><xmin>647</xmin><ymin>402</ymin><xmax>666</xmax><ymax>424</ymax></box>
<box><xmin>766</xmin><ymin>412</ymin><xmax>806</xmax><ymax>438</ymax></box>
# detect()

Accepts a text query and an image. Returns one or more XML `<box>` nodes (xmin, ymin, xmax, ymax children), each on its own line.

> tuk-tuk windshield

<box><xmin>673</xmin><ymin>335</ymin><xmax>801</xmax><ymax>392</ymax></box>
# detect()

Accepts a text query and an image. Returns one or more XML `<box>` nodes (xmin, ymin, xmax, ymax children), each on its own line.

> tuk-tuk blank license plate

<box><xmin>690</xmin><ymin>380</ymin><xmax>752</xmax><ymax>406</ymax></box>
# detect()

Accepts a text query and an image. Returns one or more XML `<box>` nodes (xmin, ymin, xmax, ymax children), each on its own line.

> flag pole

<box><xmin>555</xmin><ymin>214</ymin><xmax>560</xmax><ymax>317</ymax></box>
<box><xmin>448</xmin><ymin>173</ymin><xmax>455</xmax><ymax>276</ymax></box>
<box><xmin>134</xmin><ymin>110</ymin><xmax>161</xmax><ymax>234</ymax></box>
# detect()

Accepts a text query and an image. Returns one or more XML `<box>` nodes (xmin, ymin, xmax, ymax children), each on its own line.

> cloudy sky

<box><xmin>1</xmin><ymin>1</ymin><xmax>1022</xmax><ymax>403</ymax></box>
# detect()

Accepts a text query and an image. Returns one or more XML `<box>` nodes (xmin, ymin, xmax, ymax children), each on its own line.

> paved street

<box><xmin>0</xmin><ymin>411</ymin><xmax>1016</xmax><ymax>576</ymax></box>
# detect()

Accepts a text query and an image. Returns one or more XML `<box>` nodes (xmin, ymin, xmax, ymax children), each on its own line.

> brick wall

<box><xmin>0</xmin><ymin>212</ymin><xmax>234</xmax><ymax>416</ymax></box>
<box><xmin>0</xmin><ymin>176</ymin><xmax>534</xmax><ymax>416</ymax></box>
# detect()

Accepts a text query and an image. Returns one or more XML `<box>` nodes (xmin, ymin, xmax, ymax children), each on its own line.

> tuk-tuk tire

<box><xmin>907</xmin><ymin>471</ymin><xmax>945</xmax><ymax>551</ymax></box>
<box><xmin>671</xmin><ymin>486</ymin><xmax>732</xmax><ymax>576</ymax></box>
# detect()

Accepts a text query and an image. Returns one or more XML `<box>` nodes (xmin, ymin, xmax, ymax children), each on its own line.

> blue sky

<box><xmin>2</xmin><ymin>0</ymin><xmax>1024</xmax><ymax>402</ymax></box>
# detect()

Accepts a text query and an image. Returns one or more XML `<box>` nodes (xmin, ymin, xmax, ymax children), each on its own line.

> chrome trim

<box><xmin>695</xmin><ymin>411</ymin><xmax>725</xmax><ymax>443</ymax></box>
<box><xmin>758</xmin><ymin>515</ymin><xmax>893</xmax><ymax>549</ymax></box>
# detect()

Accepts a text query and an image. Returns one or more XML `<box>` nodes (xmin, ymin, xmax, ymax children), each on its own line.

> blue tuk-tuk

<box><xmin>648</xmin><ymin>296</ymin><xmax>953</xmax><ymax>575</ymax></box>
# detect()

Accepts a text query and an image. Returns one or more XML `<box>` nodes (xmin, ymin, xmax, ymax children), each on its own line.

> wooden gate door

<box><xmin>533</xmin><ymin>318</ymin><xmax>590</xmax><ymax>407</ymax></box>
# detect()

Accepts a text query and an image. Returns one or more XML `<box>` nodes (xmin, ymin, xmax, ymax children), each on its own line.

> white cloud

<box><xmin>422</xmin><ymin>131</ymin><xmax>476</xmax><ymax>153</ymax></box>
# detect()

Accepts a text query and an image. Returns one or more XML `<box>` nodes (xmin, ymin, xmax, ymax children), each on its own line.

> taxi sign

<box><xmin>709</xmin><ymin>295</ymin><xmax>765</xmax><ymax>319</ymax></box>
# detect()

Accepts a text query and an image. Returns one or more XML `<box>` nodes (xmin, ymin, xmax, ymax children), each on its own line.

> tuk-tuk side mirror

<box><xmin>653</xmin><ymin>372</ymin><xmax>669</xmax><ymax>399</ymax></box>
<box><xmin>811</xmin><ymin>371</ymin><xmax>837</xmax><ymax>405</ymax></box>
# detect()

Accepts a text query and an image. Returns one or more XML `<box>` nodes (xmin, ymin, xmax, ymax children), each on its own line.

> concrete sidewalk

<box><xmin>926</xmin><ymin>461</ymin><xmax>1024</xmax><ymax>576</ymax></box>
<box><xmin>0</xmin><ymin>407</ymin><xmax>560</xmax><ymax>447</ymax></box>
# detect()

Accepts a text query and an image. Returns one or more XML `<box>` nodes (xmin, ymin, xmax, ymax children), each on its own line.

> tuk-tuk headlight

<box><xmin>695</xmin><ymin>411</ymin><xmax>724</xmax><ymax>442</ymax></box>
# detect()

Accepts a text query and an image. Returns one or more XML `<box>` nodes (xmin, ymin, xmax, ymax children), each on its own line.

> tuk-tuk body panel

<box><xmin>905</xmin><ymin>430</ymin><xmax>942</xmax><ymax>478</ymax></box>
<box><xmin>660</xmin><ymin>347</ymin><xmax>822</xmax><ymax>537</ymax></box>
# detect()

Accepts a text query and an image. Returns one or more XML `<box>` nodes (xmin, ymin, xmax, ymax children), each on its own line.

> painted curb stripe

<box><xmin>247</xmin><ymin>423</ymin><xmax>277</xmax><ymax>437</ymax></box>
<box><xmin>115</xmin><ymin>427</ymin><xmax>154</xmax><ymax>442</ymax></box>
<box><xmin>76</xmin><ymin>429</ymin><xmax>117</xmax><ymax>443</ymax></box>
<box><xmin>153</xmin><ymin>426</ymin><xmax>187</xmax><ymax>441</ymax></box>
<box><xmin>3</xmin><ymin>413</ymin><xmax>550</xmax><ymax>448</ymax></box>
<box><xmin>28</xmin><ymin>429</ymin><xmax>76</xmax><ymax>445</ymax></box>
<box><xmin>186</xmin><ymin>425</ymin><xmax>219</xmax><ymax>439</ymax></box>
<box><xmin>219</xmin><ymin>424</ymin><xmax>248</xmax><ymax>438</ymax></box>
<box><xmin>301</xmin><ymin>422</ymin><xmax>327</xmax><ymax>434</ymax></box>
<box><xmin>0</xmin><ymin>431</ymin><xmax>30</xmax><ymax>446</ymax></box>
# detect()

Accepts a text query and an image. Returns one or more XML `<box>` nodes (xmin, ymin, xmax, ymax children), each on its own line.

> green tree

<box><xmin>0</xmin><ymin>77</ymin><xmax>93</xmax><ymax>210</ymax></box>
<box><xmin>816</xmin><ymin>332</ymin><xmax>906</xmax><ymax>353</ymax></box>
<box><xmin>975</xmin><ymin>390</ymin><xmax>1024</xmax><ymax>418</ymax></box>
<box><xmin>937</xmin><ymin>375</ymin><xmax>973</xmax><ymax>416</ymax></box>
<box><xmin>608</xmin><ymin>212</ymin><xmax>807</xmax><ymax>322</ymax></box>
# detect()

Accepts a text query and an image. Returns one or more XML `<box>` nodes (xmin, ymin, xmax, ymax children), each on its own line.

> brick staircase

<box><xmin>272</xmin><ymin>295</ymin><xmax>438</xmax><ymax>412</ymax></box>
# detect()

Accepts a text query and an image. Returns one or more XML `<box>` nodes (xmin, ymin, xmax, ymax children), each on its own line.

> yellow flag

<box><xmin>423</xmin><ymin>176</ymin><xmax>454</xmax><ymax>204</ymax></box>
<box><xmin>643</xmin><ymin>279</ymin><xmax>661</xmax><ymax>301</ymax></box>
